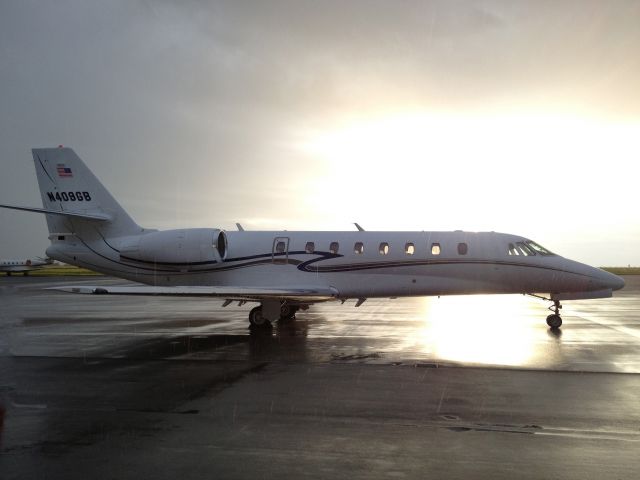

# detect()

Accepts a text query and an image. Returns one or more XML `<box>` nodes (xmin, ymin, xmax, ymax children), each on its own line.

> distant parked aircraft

<box><xmin>0</xmin><ymin>147</ymin><xmax>625</xmax><ymax>329</ymax></box>
<box><xmin>0</xmin><ymin>257</ymin><xmax>52</xmax><ymax>276</ymax></box>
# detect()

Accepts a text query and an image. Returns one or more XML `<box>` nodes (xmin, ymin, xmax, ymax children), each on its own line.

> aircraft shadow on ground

<box><xmin>103</xmin><ymin>317</ymin><xmax>311</xmax><ymax>362</ymax></box>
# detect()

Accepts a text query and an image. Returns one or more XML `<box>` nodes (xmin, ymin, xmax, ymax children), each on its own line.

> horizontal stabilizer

<box><xmin>48</xmin><ymin>284</ymin><xmax>340</xmax><ymax>302</ymax></box>
<box><xmin>0</xmin><ymin>204</ymin><xmax>111</xmax><ymax>221</ymax></box>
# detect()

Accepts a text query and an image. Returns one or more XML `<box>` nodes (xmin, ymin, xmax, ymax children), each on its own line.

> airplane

<box><xmin>0</xmin><ymin>147</ymin><xmax>625</xmax><ymax>329</ymax></box>
<box><xmin>0</xmin><ymin>256</ymin><xmax>53</xmax><ymax>276</ymax></box>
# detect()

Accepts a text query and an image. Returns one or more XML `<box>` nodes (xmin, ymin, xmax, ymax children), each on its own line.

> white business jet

<box><xmin>0</xmin><ymin>148</ymin><xmax>624</xmax><ymax>329</ymax></box>
<box><xmin>0</xmin><ymin>256</ymin><xmax>52</xmax><ymax>276</ymax></box>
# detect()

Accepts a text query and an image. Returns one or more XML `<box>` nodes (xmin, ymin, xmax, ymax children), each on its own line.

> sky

<box><xmin>1</xmin><ymin>0</ymin><xmax>639</xmax><ymax>266</ymax></box>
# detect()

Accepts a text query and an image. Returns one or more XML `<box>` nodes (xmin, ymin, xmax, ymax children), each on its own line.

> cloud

<box><xmin>1</xmin><ymin>0</ymin><xmax>639</xmax><ymax>262</ymax></box>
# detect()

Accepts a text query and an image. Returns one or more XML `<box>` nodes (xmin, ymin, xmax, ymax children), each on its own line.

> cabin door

<box><xmin>272</xmin><ymin>237</ymin><xmax>290</xmax><ymax>264</ymax></box>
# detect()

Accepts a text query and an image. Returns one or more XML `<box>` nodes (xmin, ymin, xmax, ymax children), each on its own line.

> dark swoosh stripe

<box><xmin>297</xmin><ymin>258</ymin><xmax>594</xmax><ymax>278</ymax></box>
<box><xmin>118</xmin><ymin>250</ymin><xmax>340</xmax><ymax>269</ymax></box>
<box><xmin>119</xmin><ymin>256</ymin><xmax>302</xmax><ymax>271</ymax></box>
<box><xmin>96</xmin><ymin>228</ymin><xmax>121</xmax><ymax>253</ymax></box>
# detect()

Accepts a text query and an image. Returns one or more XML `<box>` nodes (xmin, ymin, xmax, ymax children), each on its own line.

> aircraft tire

<box><xmin>546</xmin><ymin>314</ymin><xmax>562</xmax><ymax>329</ymax></box>
<box><xmin>249</xmin><ymin>306</ymin><xmax>271</xmax><ymax>328</ymax></box>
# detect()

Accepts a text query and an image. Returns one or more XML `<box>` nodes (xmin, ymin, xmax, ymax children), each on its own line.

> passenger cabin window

<box><xmin>275</xmin><ymin>241</ymin><xmax>286</xmax><ymax>254</ymax></box>
<box><xmin>354</xmin><ymin>242</ymin><xmax>364</xmax><ymax>254</ymax></box>
<box><xmin>305</xmin><ymin>242</ymin><xmax>315</xmax><ymax>254</ymax></box>
<box><xmin>405</xmin><ymin>243</ymin><xmax>415</xmax><ymax>255</ymax></box>
<box><xmin>379</xmin><ymin>242</ymin><xmax>389</xmax><ymax>255</ymax></box>
<box><xmin>330</xmin><ymin>242</ymin><xmax>339</xmax><ymax>254</ymax></box>
<box><xmin>431</xmin><ymin>243</ymin><xmax>441</xmax><ymax>255</ymax></box>
<box><xmin>457</xmin><ymin>243</ymin><xmax>468</xmax><ymax>255</ymax></box>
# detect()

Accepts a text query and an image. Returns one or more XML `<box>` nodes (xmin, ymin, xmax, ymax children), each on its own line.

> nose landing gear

<box><xmin>546</xmin><ymin>300</ymin><xmax>563</xmax><ymax>329</ymax></box>
<box><xmin>527</xmin><ymin>294</ymin><xmax>563</xmax><ymax>329</ymax></box>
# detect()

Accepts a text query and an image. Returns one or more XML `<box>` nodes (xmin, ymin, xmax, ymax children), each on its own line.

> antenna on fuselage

<box><xmin>354</xmin><ymin>223</ymin><xmax>365</xmax><ymax>231</ymax></box>
<box><xmin>236</xmin><ymin>223</ymin><xmax>245</xmax><ymax>231</ymax></box>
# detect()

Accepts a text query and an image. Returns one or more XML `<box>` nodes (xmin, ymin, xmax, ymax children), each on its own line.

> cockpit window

<box><xmin>509</xmin><ymin>240</ymin><xmax>555</xmax><ymax>256</ymax></box>
<box><xmin>526</xmin><ymin>240</ymin><xmax>554</xmax><ymax>256</ymax></box>
<box><xmin>516</xmin><ymin>242</ymin><xmax>535</xmax><ymax>256</ymax></box>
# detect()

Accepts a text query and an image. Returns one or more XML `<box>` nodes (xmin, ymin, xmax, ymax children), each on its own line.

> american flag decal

<box><xmin>56</xmin><ymin>164</ymin><xmax>73</xmax><ymax>177</ymax></box>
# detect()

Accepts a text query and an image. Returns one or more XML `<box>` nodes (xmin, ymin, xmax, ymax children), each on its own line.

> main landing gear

<box><xmin>248</xmin><ymin>303</ymin><xmax>300</xmax><ymax>328</ymax></box>
<box><xmin>248</xmin><ymin>306</ymin><xmax>269</xmax><ymax>327</ymax></box>
<box><xmin>546</xmin><ymin>299</ymin><xmax>563</xmax><ymax>329</ymax></box>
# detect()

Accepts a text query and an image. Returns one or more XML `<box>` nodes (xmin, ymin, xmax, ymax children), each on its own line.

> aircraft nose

<box><xmin>611</xmin><ymin>273</ymin><xmax>625</xmax><ymax>291</ymax></box>
<box><xmin>598</xmin><ymin>269</ymin><xmax>625</xmax><ymax>291</ymax></box>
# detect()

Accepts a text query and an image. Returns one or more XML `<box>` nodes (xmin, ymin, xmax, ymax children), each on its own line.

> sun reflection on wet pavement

<box><xmin>410</xmin><ymin>295</ymin><xmax>538</xmax><ymax>366</ymax></box>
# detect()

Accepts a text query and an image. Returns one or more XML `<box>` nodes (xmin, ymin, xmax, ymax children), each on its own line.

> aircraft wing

<box><xmin>48</xmin><ymin>284</ymin><xmax>340</xmax><ymax>303</ymax></box>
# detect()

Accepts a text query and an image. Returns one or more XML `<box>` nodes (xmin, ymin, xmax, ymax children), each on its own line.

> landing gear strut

<box><xmin>546</xmin><ymin>300</ymin><xmax>563</xmax><ymax>329</ymax></box>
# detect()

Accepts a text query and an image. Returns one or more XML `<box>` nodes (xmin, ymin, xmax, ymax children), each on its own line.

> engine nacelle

<box><xmin>119</xmin><ymin>228</ymin><xmax>227</xmax><ymax>264</ymax></box>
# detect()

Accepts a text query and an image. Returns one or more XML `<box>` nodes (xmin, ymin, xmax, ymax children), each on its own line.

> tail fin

<box><xmin>32</xmin><ymin>147</ymin><xmax>141</xmax><ymax>237</ymax></box>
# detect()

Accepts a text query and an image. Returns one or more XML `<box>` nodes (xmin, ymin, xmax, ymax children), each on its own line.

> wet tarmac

<box><xmin>1</xmin><ymin>276</ymin><xmax>639</xmax><ymax>479</ymax></box>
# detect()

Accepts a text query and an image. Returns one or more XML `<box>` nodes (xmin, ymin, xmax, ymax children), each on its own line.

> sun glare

<box><xmin>293</xmin><ymin>112</ymin><xmax>640</xmax><ymax>237</ymax></box>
